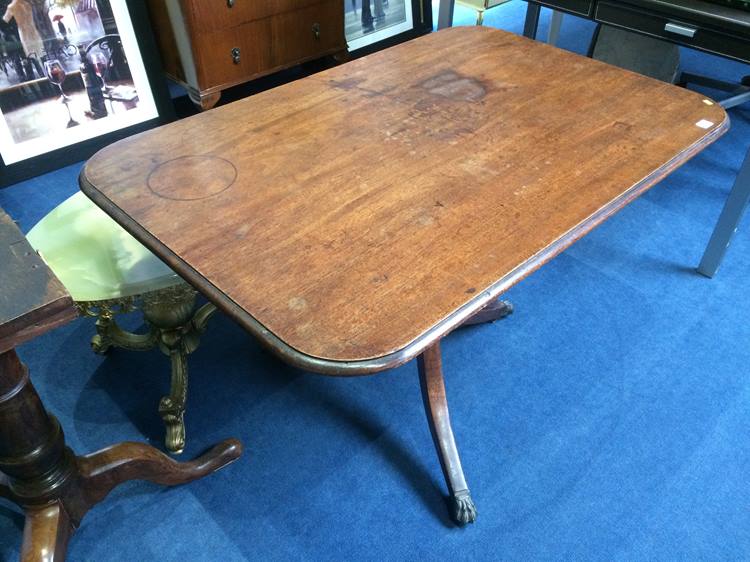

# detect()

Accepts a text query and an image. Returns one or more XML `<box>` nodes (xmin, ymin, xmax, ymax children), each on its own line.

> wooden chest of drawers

<box><xmin>147</xmin><ymin>0</ymin><xmax>346</xmax><ymax>109</ymax></box>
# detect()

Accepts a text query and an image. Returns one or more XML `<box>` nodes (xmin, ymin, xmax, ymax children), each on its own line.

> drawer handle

<box><xmin>227</xmin><ymin>0</ymin><xmax>235</xmax><ymax>7</ymax></box>
<box><xmin>664</xmin><ymin>22</ymin><xmax>697</xmax><ymax>38</ymax></box>
<box><xmin>312</xmin><ymin>22</ymin><xmax>321</xmax><ymax>40</ymax></box>
<box><xmin>231</xmin><ymin>47</ymin><xmax>241</xmax><ymax>64</ymax></box>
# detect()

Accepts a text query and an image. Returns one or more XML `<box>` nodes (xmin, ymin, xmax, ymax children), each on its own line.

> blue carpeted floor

<box><xmin>2</xmin><ymin>2</ymin><xmax>750</xmax><ymax>560</ymax></box>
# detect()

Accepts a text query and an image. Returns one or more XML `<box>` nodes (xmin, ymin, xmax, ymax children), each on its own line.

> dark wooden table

<box><xmin>0</xmin><ymin>208</ymin><xmax>242</xmax><ymax>561</ymax></box>
<box><xmin>79</xmin><ymin>26</ymin><xmax>728</xmax><ymax>525</ymax></box>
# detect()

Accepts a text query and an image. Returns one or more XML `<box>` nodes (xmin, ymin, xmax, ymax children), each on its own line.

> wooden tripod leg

<box><xmin>418</xmin><ymin>342</ymin><xmax>477</xmax><ymax>525</ymax></box>
<box><xmin>1</xmin><ymin>348</ymin><xmax>242</xmax><ymax>561</ymax></box>
<box><xmin>21</xmin><ymin>503</ymin><xmax>73</xmax><ymax>562</ymax></box>
<box><xmin>461</xmin><ymin>299</ymin><xmax>513</xmax><ymax>328</ymax></box>
<box><xmin>78</xmin><ymin>440</ymin><xmax>242</xmax><ymax>507</ymax></box>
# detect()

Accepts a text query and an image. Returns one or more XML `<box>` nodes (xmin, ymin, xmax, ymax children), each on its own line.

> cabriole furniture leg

<box><xmin>142</xmin><ymin>289</ymin><xmax>217</xmax><ymax>454</ymax></box>
<box><xmin>418</xmin><ymin>342</ymin><xmax>477</xmax><ymax>525</ymax></box>
<box><xmin>80</xmin><ymin>286</ymin><xmax>218</xmax><ymax>453</ymax></box>
<box><xmin>414</xmin><ymin>297</ymin><xmax>509</xmax><ymax>524</ymax></box>
<box><xmin>0</xmin><ymin>349</ymin><xmax>241</xmax><ymax>562</ymax></box>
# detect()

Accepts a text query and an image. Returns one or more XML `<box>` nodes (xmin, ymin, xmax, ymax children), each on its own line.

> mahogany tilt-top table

<box><xmin>79</xmin><ymin>27</ymin><xmax>727</xmax><ymax>525</ymax></box>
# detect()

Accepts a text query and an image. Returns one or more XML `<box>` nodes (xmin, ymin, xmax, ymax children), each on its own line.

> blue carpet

<box><xmin>2</xmin><ymin>2</ymin><xmax>750</xmax><ymax>560</ymax></box>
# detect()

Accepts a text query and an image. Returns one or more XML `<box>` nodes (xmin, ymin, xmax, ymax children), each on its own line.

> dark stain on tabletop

<box><xmin>419</xmin><ymin>70</ymin><xmax>487</xmax><ymax>103</ymax></box>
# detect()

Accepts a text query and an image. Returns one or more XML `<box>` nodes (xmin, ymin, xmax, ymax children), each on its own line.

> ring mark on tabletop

<box><xmin>147</xmin><ymin>155</ymin><xmax>237</xmax><ymax>201</ymax></box>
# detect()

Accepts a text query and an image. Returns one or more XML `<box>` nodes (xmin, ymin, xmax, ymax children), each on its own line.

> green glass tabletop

<box><xmin>27</xmin><ymin>191</ymin><xmax>181</xmax><ymax>302</ymax></box>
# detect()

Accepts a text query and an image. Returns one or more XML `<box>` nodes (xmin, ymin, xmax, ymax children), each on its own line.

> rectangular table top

<box><xmin>80</xmin><ymin>27</ymin><xmax>727</xmax><ymax>374</ymax></box>
<box><xmin>0</xmin><ymin>208</ymin><xmax>76</xmax><ymax>354</ymax></box>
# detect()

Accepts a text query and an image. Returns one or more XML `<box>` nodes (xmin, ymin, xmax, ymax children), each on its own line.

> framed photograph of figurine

<box><xmin>345</xmin><ymin>0</ymin><xmax>432</xmax><ymax>53</ymax></box>
<box><xmin>0</xmin><ymin>0</ymin><xmax>172</xmax><ymax>187</ymax></box>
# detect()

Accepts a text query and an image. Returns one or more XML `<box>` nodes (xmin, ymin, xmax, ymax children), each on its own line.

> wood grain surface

<box><xmin>80</xmin><ymin>27</ymin><xmax>728</xmax><ymax>372</ymax></box>
<box><xmin>0</xmin><ymin>209</ymin><xmax>77</xmax><ymax>354</ymax></box>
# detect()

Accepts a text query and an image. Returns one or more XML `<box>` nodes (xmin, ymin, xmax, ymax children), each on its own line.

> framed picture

<box><xmin>345</xmin><ymin>0</ymin><xmax>432</xmax><ymax>53</ymax></box>
<box><xmin>0</xmin><ymin>0</ymin><xmax>173</xmax><ymax>188</ymax></box>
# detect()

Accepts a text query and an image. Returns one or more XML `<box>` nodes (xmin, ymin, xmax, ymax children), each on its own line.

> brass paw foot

<box><xmin>451</xmin><ymin>490</ymin><xmax>477</xmax><ymax>525</ymax></box>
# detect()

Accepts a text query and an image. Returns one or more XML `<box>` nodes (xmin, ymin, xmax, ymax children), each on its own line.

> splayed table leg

<box><xmin>418</xmin><ymin>342</ymin><xmax>477</xmax><ymax>525</ymax></box>
<box><xmin>462</xmin><ymin>298</ymin><xmax>513</xmax><ymax>327</ymax></box>
<box><xmin>0</xmin><ymin>349</ymin><xmax>242</xmax><ymax>562</ymax></box>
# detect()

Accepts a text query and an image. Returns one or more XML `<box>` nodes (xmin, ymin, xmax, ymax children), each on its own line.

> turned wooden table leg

<box><xmin>0</xmin><ymin>348</ymin><xmax>242</xmax><ymax>562</ymax></box>
<box><xmin>21</xmin><ymin>503</ymin><xmax>73</xmax><ymax>562</ymax></box>
<box><xmin>0</xmin><ymin>349</ymin><xmax>76</xmax><ymax>561</ymax></box>
<box><xmin>418</xmin><ymin>342</ymin><xmax>477</xmax><ymax>525</ymax></box>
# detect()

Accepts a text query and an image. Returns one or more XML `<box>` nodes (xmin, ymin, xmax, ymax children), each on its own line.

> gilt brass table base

<box><xmin>77</xmin><ymin>283</ymin><xmax>217</xmax><ymax>454</ymax></box>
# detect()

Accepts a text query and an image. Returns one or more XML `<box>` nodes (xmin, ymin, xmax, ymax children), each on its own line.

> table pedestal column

<box><xmin>0</xmin><ymin>349</ymin><xmax>241</xmax><ymax>562</ymax></box>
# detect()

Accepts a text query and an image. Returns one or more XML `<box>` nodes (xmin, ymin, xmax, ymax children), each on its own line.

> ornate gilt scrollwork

<box><xmin>76</xmin><ymin>283</ymin><xmax>217</xmax><ymax>454</ymax></box>
<box><xmin>78</xmin><ymin>297</ymin><xmax>155</xmax><ymax>354</ymax></box>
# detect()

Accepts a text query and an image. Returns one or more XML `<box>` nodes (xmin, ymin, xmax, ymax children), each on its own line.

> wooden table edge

<box><xmin>0</xmin><ymin>207</ymin><xmax>79</xmax><ymax>355</ymax></box>
<box><xmin>0</xmin><ymin>299</ymin><xmax>78</xmax><ymax>356</ymax></box>
<box><xmin>78</xmin><ymin>101</ymin><xmax>729</xmax><ymax>376</ymax></box>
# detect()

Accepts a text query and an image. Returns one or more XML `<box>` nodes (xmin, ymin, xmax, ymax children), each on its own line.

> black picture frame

<box><xmin>0</xmin><ymin>0</ymin><xmax>173</xmax><ymax>188</ymax></box>
<box><xmin>347</xmin><ymin>0</ymin><xmax>433</xmax><ymax>57</ymax></box>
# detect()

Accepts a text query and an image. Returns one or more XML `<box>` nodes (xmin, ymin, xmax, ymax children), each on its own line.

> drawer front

<box><xmin>595</xmin><ymin>1</ymin><xmax>750</xmax><ymax>63</ymax></box>
<box><xmin>186</xmin><ymin>0</ymin><xmax>327</xmax><ymax>32</ymax></box>
<box><xmin>268</xmin><ymin>1</ymin><xmax>345</xmax><ymax>67</ymax></box>
<box><xmin>534</xmin><ymin>0</ymin><xmax>594</xmax><ymax>17</ymax></box>
<box><xmin>193</xmin><ymin>2</ymin><xmax>345</xmax><ymax>90</ymax></box>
